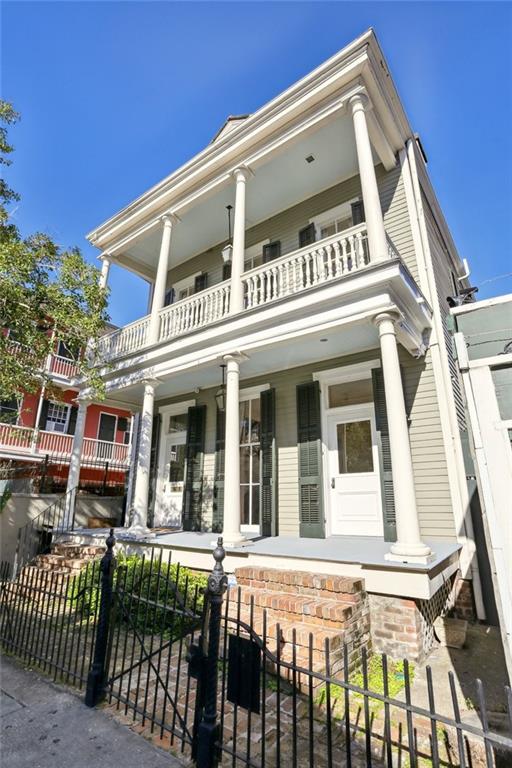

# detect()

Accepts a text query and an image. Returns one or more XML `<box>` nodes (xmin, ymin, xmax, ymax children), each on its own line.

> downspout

<box><xmin>401</xmin><ymin>140</ymin><xmax>485</xmax><ymax>619</ymax></box>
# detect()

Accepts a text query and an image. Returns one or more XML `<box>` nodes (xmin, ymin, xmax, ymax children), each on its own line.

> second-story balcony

<box><xmin>98</xmin><ymin>223</ymin><xmax>402</xmax><ymax>363</ymax></box>
<box><xmin>0</xmin><ymin>422</ymin><xmax>130</xmax><ymax>467</ymax></box>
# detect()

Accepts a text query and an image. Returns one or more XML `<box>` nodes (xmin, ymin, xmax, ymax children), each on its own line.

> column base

<box><xmin>122</xmin><ymin>523</ymin><xmax>157</xmax><ymax>541</ymax></box>
<box><xmin>385</xmin><ymin>541</ymin><xmax>434</xmax><ymax>565</ymax></box>
<box><xmin>217</xmin><ymin>532</ymin><xmax>253</xmax><ymax>549</ymax></box>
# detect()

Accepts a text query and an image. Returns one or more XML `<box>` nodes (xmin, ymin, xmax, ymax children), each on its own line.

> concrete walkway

<box><xmin>0</xmin><ymin>655</ymin><xmax>183</xmax><ymax>768</ymax></box>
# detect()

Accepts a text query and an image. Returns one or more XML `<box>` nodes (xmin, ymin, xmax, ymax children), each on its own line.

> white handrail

<box><xmin>97</xmin><ymin>223</ymin><xmax>378</xmax><ymax>361</ymax></box>
<box><xmin>242</xmin><ymin>224</ymin><xmax>369</xmax><ymax>309</ymax></box>
<box><xmin>158</xmin><ymin>281</ymin><xmax>231</xmax><ymax>344</ymax></box>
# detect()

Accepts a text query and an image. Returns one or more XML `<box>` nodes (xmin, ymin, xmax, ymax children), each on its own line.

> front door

<box><xmin>327</xmin><ymin>404</ymin><xmax>383</xmax><ymax>537</ymax></box>
<box><xmin>154</xmin><ymin>433</ymin><xmax>186</xmax><ymax>528</ymax></box>
<box><xmin>98</xmin><ymin>413</ymin><xmax>117</xmax><ymax>442</ymax></box>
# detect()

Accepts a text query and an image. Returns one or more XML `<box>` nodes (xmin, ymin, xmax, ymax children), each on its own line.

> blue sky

<box><xmin>2</xmin><ymin>1</ymin><xmax>511</xmax><ymax>327</ymax></box>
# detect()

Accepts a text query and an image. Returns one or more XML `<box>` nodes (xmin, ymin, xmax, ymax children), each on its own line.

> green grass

<box><xmin>315</xmin><ymin>655</ymin><xmax>415</xmax><ymax>715</ymax></box>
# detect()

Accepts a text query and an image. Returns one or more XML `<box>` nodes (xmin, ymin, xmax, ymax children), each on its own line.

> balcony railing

<box><xmin>243</xmin><ymin>225</ymin><xmax>368</xmax><ymax>308</ymax></box>
<box><xmin>98</xmin><ymin>222</ymin><xmax>390</xmax><ymax>362</ymax></box>
<box><xmin>48</xmin><ymin>354</ymin><xmax>79</xmax><ymax>380</ymax></box>
<box><xmin>0</xmin><ymin>424</ymin><xmax>130</xmax><ymax>467</ymax></box>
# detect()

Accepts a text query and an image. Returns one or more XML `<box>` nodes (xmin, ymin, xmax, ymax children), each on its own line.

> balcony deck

<box><xmin>98</xmin><ymin>224</ymin><xmax>400</xmax><ymax>363</ymax></box>
<box><xmin>0</xmin><ymin>423</ymin><xmax>130</xmax><ymax>467</ymax></box>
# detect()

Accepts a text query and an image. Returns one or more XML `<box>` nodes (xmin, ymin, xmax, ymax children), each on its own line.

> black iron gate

<box><xmin>2</xmin><ymin>532</ymin><xmax>512</xmax><ymax>768</ymax></box>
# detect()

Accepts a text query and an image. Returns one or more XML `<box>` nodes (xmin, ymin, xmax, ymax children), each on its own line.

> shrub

<box><xmin>69</xmin><ymin>553</ymin><xmax>208</xmax><ymax>639</ymax></box>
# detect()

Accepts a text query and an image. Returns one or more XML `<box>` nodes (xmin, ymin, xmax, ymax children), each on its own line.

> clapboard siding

<box><xmin>164</xmin><ymin>164</ymin><xmax>415</xmax><ymax>291</ymax></box>
<box><xmin>155</xmin><ymin>345</ymin><xmax>456</xmax><ymax>540</ymax></box>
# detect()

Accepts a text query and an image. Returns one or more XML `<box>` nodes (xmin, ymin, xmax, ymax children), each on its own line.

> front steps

<box><xmin>34</xmin><ymin>543</ymin><xmax>105</xmax><ymax>575</ymax></box>
<box><xmin>231</xmin><ymin>566</ymin><xmax>371</xmax><ymax>684</ymax></box>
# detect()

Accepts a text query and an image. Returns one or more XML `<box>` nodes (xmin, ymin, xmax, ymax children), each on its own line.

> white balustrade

<box><xmin>158</xmin><ymin>282</ymin><xmax>231</xmax><ymax>344</ymax></box>
<box><xmin>49</xmin><ymin>354</ymin><xmax>79</xmax><ymax>379</ymax></box>
<box><xmin>243</xmin><ymin>224</ymin><xmax>369</xmax><ymax>309</ymax></box>
<box><xmin>0</xmin><ymin>423</ymin><xmax>130</xmax><ymax>466</ymax></box>
<box><xmin>97</xmin><ymin>224</ymin><xmax>377</xmax><ymax>361</ymax></box>
<box><xmin>0</xmin><ymin>423</ymin><xmax>33</xmax><ymax>451</ymax></box>
<box><xmin>38</xmin><ymin>431</ymin><xmax>74</xmax><ymax>457</ymax></box>
<box><xmin>97</xmin><ymin>315</ymin><xmax>151</xmax><ymax>360</ymax></box>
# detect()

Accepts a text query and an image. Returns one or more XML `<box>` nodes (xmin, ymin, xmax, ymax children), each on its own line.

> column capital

<box><xmin>231</xmin><ymin>166</ymin><xmax>253</xmax><ymax>183</ymax></box>
<box><xmin>373</xmin><ymin>310</ymin><xmax>401</xmax><ymax>330</ymax></box>
<box><xmin>348</xmin><ymin>92</ymin><xmax>370</xmax><ymax>113</ymax></box>
<box><xmin>141</xmin><ymin>376</ymin><xmax>161</xmax><ymax>390</ymax></box>
<box><xmin>160</xmin><ymin>212</ymin><xmax>180</xmax><ymax>226</ymax></box>
<box><xmin>222</xmin><ymin>352</ymin><xmax>248</xmax><ymax>365</ymax></box>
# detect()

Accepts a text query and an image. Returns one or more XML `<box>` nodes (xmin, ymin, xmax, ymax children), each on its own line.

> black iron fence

<box><xmin>1</xmin><ymin>534</ymin><xmax>511</xmax><ymax>768</ymax></box>
<box><xmin>0</xmin><ymin>453</ymin><xmax>128</xmax><ymax>495</ymax></box>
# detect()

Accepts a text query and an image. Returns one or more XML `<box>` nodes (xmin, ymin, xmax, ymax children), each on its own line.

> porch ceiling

<box><xmin>120</xmin><ymin>114</ymin><xmax>360</xmax><ymax>276</ymax></box>
<box><xmin>102</xmin><ymin>316</ymin><xmax>379</xmax><ymax>406</ymax></box>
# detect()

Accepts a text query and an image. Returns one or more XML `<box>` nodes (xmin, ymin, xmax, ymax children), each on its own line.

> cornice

<box><xmin>88</xmin><ymin>29</ymin><xmax>413</xmax><ymax>250</ymax></box>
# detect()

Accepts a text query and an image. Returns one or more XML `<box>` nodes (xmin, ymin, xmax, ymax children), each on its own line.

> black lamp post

<box><xmin>215</xmin><ymin>364</ymin><xmax>226</xmax><ymax>412</ymax></box>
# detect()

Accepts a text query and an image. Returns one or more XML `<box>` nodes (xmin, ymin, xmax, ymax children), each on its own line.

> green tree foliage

<box><xmin>0</xmin><ymin>100</ymin><xmax>109</xmax><ymax>409</ymax></box>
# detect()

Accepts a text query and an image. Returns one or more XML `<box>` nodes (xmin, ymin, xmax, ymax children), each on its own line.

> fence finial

<box><xmin>207</xmin><ymin>537</ymin><xmax>226</xmax><ymax>597</ymax></box>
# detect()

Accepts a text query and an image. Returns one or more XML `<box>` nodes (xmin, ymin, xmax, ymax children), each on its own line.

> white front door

<box><xmin>155</xmin><ymin>433</ymin><xmax>186</xmax><ymax>528</ymax></box>
<box><xmin>326</xmin><ymin>404</ymin><xmax>383</xmax><ymax>537</ymax></box>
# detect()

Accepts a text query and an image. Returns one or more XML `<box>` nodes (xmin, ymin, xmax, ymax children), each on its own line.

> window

<box><xmin>0</xmin><ymin>397</ymin><xmax>19</xmax><ymax>424</ymax></box>
<box><xmin>244</xmin><ymin>240</ymin><xmax>270</xmax><ymax>271</ymax></box>
<box><xmin>98</xmin><ymin>413</ymin><xmax>117</xmax><ymax>442</ymax></box>
<box><xmin>336</xmin><ymin>420</ymin><xmax>373</xmax><ymax>473</ymax></box>
<box><xmin>311</xmin><ymin>199</ymin><xmax>363</xmax><ymax>240</ymax></box>
<box><xmin>239</xmin><ymin>396</ymin><xmax>261</xmax><ymax>527</ymax></box>
<box><xmin>168</xmin><ymin>412</ymin><xmax>188</xmax><ymax>433</ymax></box>
<box><xmin>328</xmin><ymin>379</ymin><xmax>373</xmax><ymax>408</ymax></box>
<box><xmin>45</xmin><ymin>402</ymin><xmax>70</xmax><ymax>433</ymax></box>
<box><xmin>56</xmin><ymin>340</ymin><xmax>73</xmax><ymax>359</ymax></box>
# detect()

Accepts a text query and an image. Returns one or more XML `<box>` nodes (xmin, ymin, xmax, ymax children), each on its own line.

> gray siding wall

<box><xmin>165</xmin><ymin>164</ymin><xmax>417</xmax><ymax>291</ymax></box>
<box><xmin>156</xmin><ymin>348</ymin><xmax>456</xmax><ymax>541</ymax></box>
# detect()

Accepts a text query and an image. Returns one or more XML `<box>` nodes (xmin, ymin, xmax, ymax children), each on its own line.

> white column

<box><xmin>148</xmin><ymin>215</ymin><xmax>176</xmax><ymax>344</ymax></box>
<box><xmin>221</xmin><ymin>354</ymin><xmax>246</xmax><ymax>546</ymax></box>
<box><xmin>130</xmin><ymin>378</ymin><xmax>160</xmax><ymax>534</ymax></box>
<box><xmin>349</xmin><ymin>94</ymin><xmax>389</xmax><ymax>262</ymax></box>
<box><xmin>229</xmin><ymin>168</ymin><xmax>251</xmax><ymax>315</ymax></box>
<box><xmin>64</xmin><ymin>397</ymin><xmax>89</xmax><ymax>528</ymax></box>
<box><xmin>99</xmin><ymin>256</ymin><xmax>111</xmax><ymax>290</ymax></box>
<box><xmin>375</xmin><ymin>313</ymin><xmax>432</xmax><ymax>563</ymax></box>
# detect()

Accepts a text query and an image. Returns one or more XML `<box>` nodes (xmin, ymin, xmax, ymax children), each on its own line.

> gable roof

<box><xmin>210</xmin><ymin>114</ymin><xmax>250</xmax><ymax>143</ymax></box>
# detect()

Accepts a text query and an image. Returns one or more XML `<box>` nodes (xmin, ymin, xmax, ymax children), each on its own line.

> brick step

<box><xmin>234</xmin><ymin>568</ymin><xmax>364</xmax><ymax>604</ymax></box>
<box><xmin>52</xmin><ymin>543</ymin><xmax>104</xmax><ymax>558</ymax></box>
<box><xmin>35</xmin><ymin>554</ymin><xmax>91</xmax><ymax>573</ymax></box>
<box><xmin>229</xmin><ymin>586</ymin><xmax>355</xmax><ymax>624</ymax></box>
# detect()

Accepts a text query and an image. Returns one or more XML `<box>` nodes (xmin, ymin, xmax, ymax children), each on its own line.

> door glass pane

<box><xmin>328</xmin><ymin>379</ymin><xmax>373</xmax><ymax>408</ymax></box>
<box><xmin>239</xmin><ymin>400</ymin><xmax>250</xmax><ymax>444</ymax></box>
<box><xmin>251</xmin><ymin>485</ymin><xmax>260</xmax><ymax>525</ymax></box>
<box><xmin>250</xmin><ymin>398</ymin><xmax>261</xmax><ymax>441</ymax></box>
<box><xmin>337</xmin><ymin>420</ymin><xmax>373</xmax><ymax>473</ymax></box>
<box><xmin>240</xmin><ymin>486</ymin><xmax>250</xmax><ymax>525</ymax></box>
<box><xmin>99</xmin><ymin>414</ymin><xmax>116</xmax><ymax>442</ymax></box>
<box><xmin>240</xmin><ymin>446</ymin><xmax>251</xmax><ymax>484</ymax></box>
<box><xmin>169</xmin><ymin>444</ymin><xmax>186</xmax><ymax>486</ymax></box>
<box><xmin>169</xmin><ymin>412</ymin><xmax>188</xmax><ymax>433</ymax></box>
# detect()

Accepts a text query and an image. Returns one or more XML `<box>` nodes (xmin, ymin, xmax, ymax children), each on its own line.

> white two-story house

<box><xmin>66</xmin><ymin>30</ymin><xmax>488</xmax><ymax>657</ymax></box>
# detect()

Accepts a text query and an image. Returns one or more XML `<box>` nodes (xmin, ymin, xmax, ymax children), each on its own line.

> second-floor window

<box><xmin>45</xmin><ymin>402</ymin><xmax>70</xmax><ymax>433</ymax></box>
<box><xmin>310</xmin><ymin>199</ymin><xmax>365</xmax><ymax>241</ymax></box>
<box><xmin>56</xmin><ymin>340</ymin><xmax>73</xmax><ymax>359</ymax></box>
<box><xmin>0</xmin><ymin>397</ymin><xmax>19</xmax><ymax>424</ymax></box>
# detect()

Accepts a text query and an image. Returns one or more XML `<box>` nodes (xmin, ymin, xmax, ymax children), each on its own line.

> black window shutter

<box><xmin>147</xmin><ymin>413</ymin><xmax>162</xmax><ymax>524</ymax></box>
<box><xmin>194</xmin><ymin>273</ymin><xmax>208</xmax><ymax>293</ymax></box>
<box><xmin>117</xmin><ymin>417</ymin><xmax>128</xmax><ymax>433</ymax></box>
<box><xmin>38</xmin><ymin>399</ymin><xmax>50</xmax><ymax>430</ymax></box>
<box><xmin>260</xmin><ymin>388</ymin><xmax>277</xmax><ymax>537</ymax></box>
<box><xmin>262</xmin><ymin>241</ymin><xmax>281</xmax><ymax>264</ymax></box>
<box><xmin>67</xmin><ymin>405</ymin><xmax>78</xmax><ymax>435</ymax></box>
<box><xmin>297</xmin><ymin>381</ymin><xmax>325</xmax><ymax>538</ymax></box>
<box><xmin>164</xmin><ymin>288</ymin><xmax>175</xmax><ymax>307</ymax></box>
<box><xmin>183</xmin><ymin>405</ymin><xmax>206</xmax><ymax>531</ymax></box>
<box><xmin>212</xmin><ymin>406</ymin><xmax>225</xmax><ymax>533</ymax></box>
<box><xmin>299</xmin><ymin>223</ymin><xmax>316</xmax><ymax>248</ymax></box>
<box><xmin>351</xmin><ymin>200</ymin><xmax>365</xmax><ymax>226</ymax></box>
<box><xmin>371</xmin><ymin>368</ymin><xmax>397</xmax><ymax>543</ymax></box>
<box><xmin>222</xmin><ymin>262</ymin><xmax>232</xmax><ymax>281</ymax></box>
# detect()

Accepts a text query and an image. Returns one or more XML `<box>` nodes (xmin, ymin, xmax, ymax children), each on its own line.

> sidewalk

<box><xmin>0</xmin><ymin>655</ymin><xmax>183</xmax><ymax>768</ymax></box>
